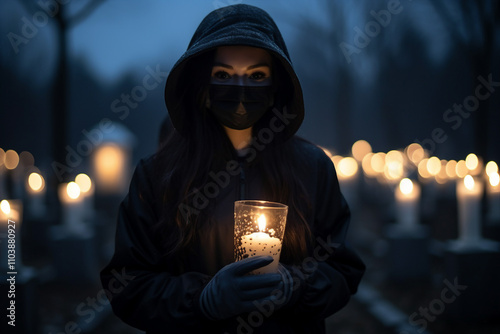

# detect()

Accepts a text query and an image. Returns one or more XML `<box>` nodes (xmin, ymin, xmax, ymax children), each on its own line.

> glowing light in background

<box><xmin>406</xmin><ymin>143</ymin><xmax>425</xmax><ymax>165</ymax></box>
<box><xmin>75</xmin><ymin>173</ymin><xmax>92</xmax><ymax>193</ymax></box>
<box><xmin>338</xmin><ymin>157</ymin><xmax>358</xmax><ymax>178</ymax></box>
<box><xmin>0</xmin><ymin>200</ymin><xmax>10</xmax><ymax>214</ymax></box>
<box><xmin>362</xmin><ymin>153</ymin><xmax>377</xmax><ymax>177</ymax></box>
<box><xmin>19</xmin><ymin>151</ymin><xmax>35</xmax><ymax>167</ymax></box>
<box><xmin>28</xmin><ymin>172</ymin><xmax>44</xmax><ymax>192</ymax></box>
<box><xmin>485</xmin><ymin>161</ymin><xmax>498</xmax><ymax>177</ymax></box>
<box><xmin>384</xmin><ymin>161</ymin><xmax>404</xmax><ymax>181</ymax></box>
<box><xmin>490</xmin><ymin>172</ymin><xmax>500</xmax><ymax>187</ymax></box>
<box><xmin>93</xmin><ymin>144</ymin><xmax>128</xmax><ymax>193</ymax></box>
<box><xmin>445</xmin><ymin>160</ymin><xmax>457</xmax><ymax>178</ymax></box>
<box><xmin>352</xmin><ymin>140</ymin><xmax>372</xmax><ymax>162</ymax></box>
<box><xmin>386</xmin><ymin>150</ymin><xmax>404</xmax><ymax>164</ymax></box>
<box><xmin>371</xmin><ymin>153</ymin><xmax>386</xmax><ymax>174</ymax></box>
<box><xmin>399</xmin><ymin>178</ymin><xmax>414</xmax><ymax>195</ymax></box>
<box><xmin>4</xmin><ymin>150</ymin><xmax>19</xmax><ymax>170</ymax></box>
<box><xmin>0</xmin><ymin>148</ymin><xmax>6</xmax><ymax>166</ymax></box>
<box><xmin>418</xmin><ymin>159</ymin><xmax>431</xmax><ymax>179</ymax></box>
<box><xmin>330</xmin><ymin>155</ymin><xmax>342</xmax><ymax>168</ymax></box>
<box><xmin>67</xmin><ymin>182</ymin><xmax>81</xmax><ymax>200</ymax></box>
<box><xmin>426</xmin><ymin>156</ymin><xmax>441</xmax><ymax>176</ymax></box>
<box><xmin>435</xmin><ymin>160</ymin><xmax>449</xmax><ymax>184</ymax></box>
<box><xmin>464</xmin><ymin>175</ymin><xmax>475</xmax><ymax>191</ymax></box>
<box><xmin>384</xmin><ymin>150</ymin><xmax>404</xmax><ymax>180</ymax></box>
<box><xmin>455</xmin><ymin>160</ymin><xmax>468</xmax><ymax>178</ymax></box>
<box><xmin>465</xmin><ymin>154</ymin><xmax>478</xmax><ymax>171</ymax></box>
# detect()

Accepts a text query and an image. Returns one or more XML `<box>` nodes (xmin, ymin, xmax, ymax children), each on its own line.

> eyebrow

<box><xmin>212</xmin><ymin>62</ymin><xmax>271</xmax><ymax>70</ymax></box>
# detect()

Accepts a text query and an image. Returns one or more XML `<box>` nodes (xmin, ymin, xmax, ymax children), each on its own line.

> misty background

<box><xmin>1</xmin><ymin>0</ymin><xmax>499</xmax><ymax>178</ymax></box>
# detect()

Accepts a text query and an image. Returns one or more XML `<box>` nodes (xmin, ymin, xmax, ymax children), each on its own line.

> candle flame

<box><xmin>464</xmin><ymin>175</ymin><xmax>474</xmax><ymax>191</ymax></box>
<box><xmin>399</xmin><ymin>178</ymin><xmax>414</xmax><ymax>195</ymax></box>
<box><xmin>67</xmin><ymin>182</ymin><xmax>81</xmax><ymax>199</ymax></box>
<box><xmin>258</xmin><ymin>214</ymin><xmax>266</xmax><ymax>232</ymax></box>
<box><xmin>0</xmin><ymin>200</ymin><xmax>10</xmax><ymax>214</ymax></box>
<box><xmin>28</xmin><ymin>172</ymin><xmax>44</xmax><ymax>192</ymax></box>
<box><xmin>490</xmin><ymin>172</ymin><xmax>500</xmax><ymax>187</ymax></box>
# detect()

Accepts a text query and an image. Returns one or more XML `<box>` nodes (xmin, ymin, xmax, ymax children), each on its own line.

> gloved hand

<box><xmin>275</xmin><ymin>263</ymin><xmax>293</xmax><ymax>309</ymax></box>
<box><xmin>199</xmin><ymin>256</ymin><xmax>282</xmax><ymax>320</ymax></box>
<box><xmin>275</xmin><ymin>263</ymin><xmax>307</xmax><ymax>309</ymax></box>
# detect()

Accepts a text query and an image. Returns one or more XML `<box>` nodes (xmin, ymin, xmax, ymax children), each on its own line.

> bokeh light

<box><xmin>338</xmin><ymin>157</ymin><xmax>358</xmax><ymax>178</ymax></box>
<box><xmin>28</xmin><ymin>172</ymin><xmax>44</xmax><ymax>192</ymax></box>
<box><xmin>75</xmin><ymin>173</ymin><xmax>92</xmax><ymax>193</ymax></box>
<box><xmin>4</xmin><ymin>149</ymin><xmax>19</xmax><ymax>170</ymax></box>
<box><xmin>67</xmin><ymin>182</ymin><xmax>81</xmax><ymax>200</ymax></box>
<box><xmin>352</xmin><ymin>140</ymin><xmax>372</xmax><ymax>162</ymax></box>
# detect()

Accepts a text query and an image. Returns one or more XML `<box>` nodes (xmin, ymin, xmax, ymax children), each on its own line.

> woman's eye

<box><xmin>213</xmin><ymin>71</ymin><xmax>231</xmax><ymax>80</ymax></box>
<box><xmin>249</xmin><ymin>71</ymin><xmax>267</xmax><ymax>80</ymax></box>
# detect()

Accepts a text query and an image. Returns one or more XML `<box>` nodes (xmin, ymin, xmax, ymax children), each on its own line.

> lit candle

<box><xmin>240</xmin><ymin>214</ymin><xmax>282</xmax><ymax>274</ymax></box>
<box><xmin>0</xmin><ymin>199</ymin><xmax>23</xmax><ymax>271</ymax></box>
<box><xmin>75</xmin><ymin>173</ymin><xmax>94</xmax><ymax>220</ymax></box>
<box><xmin>384</xmin><ymin>150</ymin><xmax>404</xmax><ymax>183</ymax></box>
<box><xmin>234</xmin><ymin>200</ymin><xmax>288</xmax><ymax>274</ymax></box>
<box><xmin>58</xmin><ymin>182</ymin><xmax>86</xmax><ymax>234</ymax></box>
<box><xmin>93</xmin><ymin>144</ymin><xmax>129</xmax><ymax>195</ymax></box>
<box><xmin>26</xmin><ymin>171</ymin><xmax>46</xmax><ymax>217</ymax></box>
<box><xmin>456</xmin><ymin>175</ymin><xmax>484</xmax><ymax>245</ymax></box>
<box><xmin>395</xmin><ymin>178</ymin><xmax>421</xmax><ymax>228</ymax></box>
<box><xmin>336</xmin><ymin>157</ymin><xmax>359</xmax><ymax>206</ymax></box>
<box><xmin>487</xmin><ymin>172</ymin><xmax>500</xmax><ymax>222</ymax></box>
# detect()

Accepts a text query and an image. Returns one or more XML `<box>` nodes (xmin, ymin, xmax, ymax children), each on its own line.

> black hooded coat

<box><xmin>100</xmin><ymin>4</ymin><xmax>365</xmax><ymax>333</ymax></box>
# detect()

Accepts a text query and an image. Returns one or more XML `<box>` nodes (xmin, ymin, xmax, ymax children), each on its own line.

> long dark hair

<box><xmin>153</xmin><ymin>50</ymin><xmax>313</xmax><ymax>265</ymax></box>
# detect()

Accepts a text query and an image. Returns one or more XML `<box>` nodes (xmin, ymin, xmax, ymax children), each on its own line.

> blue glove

<box><xmin>199</xmin><ymin>256</ymin><xmax>282</xmax><ymax>320</ymax></box>
<box><xmin>275</xmin><ymin>263</ymin><xmax>294</xmax><ymax>308</ymax></box>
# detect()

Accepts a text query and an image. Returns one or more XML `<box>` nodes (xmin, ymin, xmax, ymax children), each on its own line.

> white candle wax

<box><xmin>26</xmin><ymin>172</ymin><xmax>46</xmax><ymax>218</ymax></box>
<box><xmin>240</xmin><ymin>232</ymin><xmax>282</xmax><ymax>274</ymax></box>
<box><xmin>395</xmin><ymin>178</ymin><xmax>421</xmax><ymax>228</ymax></box>
<box><xmin>75</xmin><ymin>173</ymin><xmax>95</xmax><ymax>221</ymax></box>
<box><xmin>456</xmin><ymin>175</ymin><xmax>483</xmax><ymax>245</ymax></box>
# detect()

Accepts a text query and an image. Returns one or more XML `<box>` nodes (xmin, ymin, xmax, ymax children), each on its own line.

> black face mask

<box><xmin>207</xmin><ymin>84</ymin><xmax>274</xmax><ymax>130</ymax></box>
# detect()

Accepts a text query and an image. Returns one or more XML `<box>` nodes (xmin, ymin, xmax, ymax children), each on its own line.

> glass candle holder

<box><xmin>234</xmin><ymin>200</ymin><xmax>288</xmax><ymax>274</ymax></box>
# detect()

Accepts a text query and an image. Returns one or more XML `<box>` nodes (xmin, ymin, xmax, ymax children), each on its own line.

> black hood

<box><xmin>164</xmin><ymin>4</ymin><xmax>304</xmax><ymax>141</ymax></box>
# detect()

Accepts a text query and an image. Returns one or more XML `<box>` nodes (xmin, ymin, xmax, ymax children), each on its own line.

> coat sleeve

<box><xmin>100</xmin><ymin>158</ymin><xmax>212</xmax><ymax>332</ymax></box>
<box><xmin>287</xmin><ymin>147</ymin><xmax>365</xmax><ymax>319</ymax></box>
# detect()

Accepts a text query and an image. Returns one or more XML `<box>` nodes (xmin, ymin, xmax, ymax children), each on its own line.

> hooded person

<box><xmin>100</xmin><ymin>4</ymin><xmax>365</xmax><ymax>333</ymax></box>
